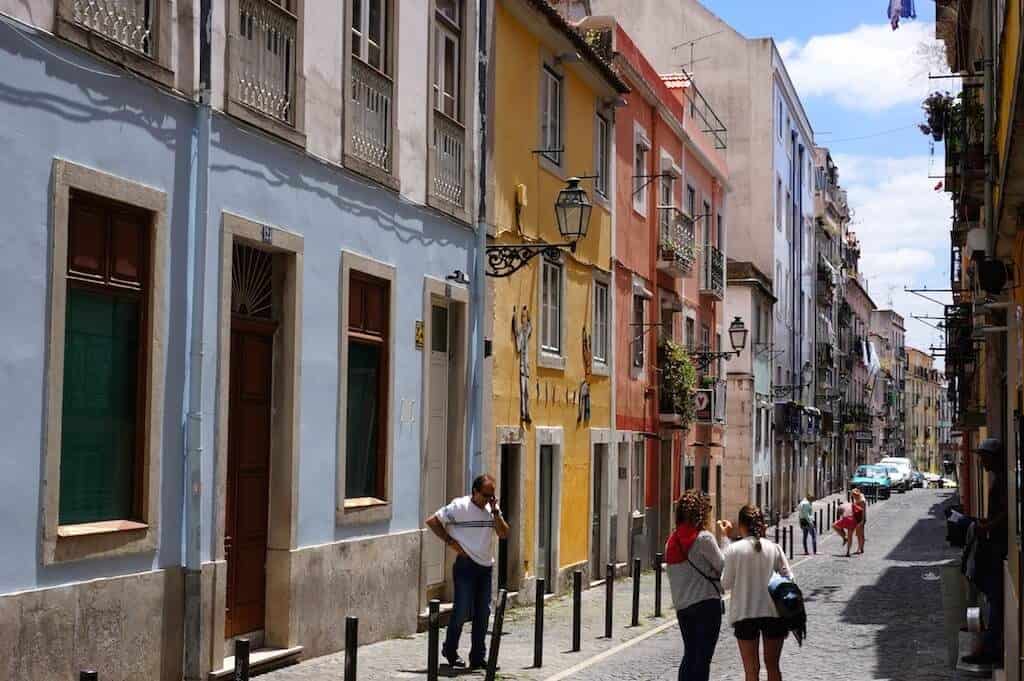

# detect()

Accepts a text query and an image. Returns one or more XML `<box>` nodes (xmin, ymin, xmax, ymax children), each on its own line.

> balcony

<box><xmin>700</xmin><ymin>245</ymin><xmax>725</xmax><ymax>300</ymax></box>
<box><xmin>347</xmin><ymin>56</ymin><xmax>394</xmax><ymax>178</ymax></box>
<box><xmin>430</xmin><ymin>111</ymin><xmax>466</xmax><ymax>212</ymax></box>
<box><xmin>69</xmin><ymin>0</ymin><xmax>152</xmax><ymax>54</ymax></box>
<box><xmin>229</xmin><ymin>0</ymin><xmax>298</xmax><ymax>128</ymax></box>
<box><xmin>656</xmin><ymin>207</ymin><xmax>696</xmax><ymax>277</ymax></box>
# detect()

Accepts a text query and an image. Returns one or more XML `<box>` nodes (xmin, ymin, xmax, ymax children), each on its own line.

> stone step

<box><xmin>209</xmin><ymin>646</ymin><xmax>303</xmax><ymax>679</ymax></box>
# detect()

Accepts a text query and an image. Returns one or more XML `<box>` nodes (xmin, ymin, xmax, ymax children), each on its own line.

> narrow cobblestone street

<box><xmin>261</xmin><ymin>488</ymin><xmax>961</xmax><ymax>681</ymax></box>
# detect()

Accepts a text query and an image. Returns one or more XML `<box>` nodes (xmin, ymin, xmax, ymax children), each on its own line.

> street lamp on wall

<box><xmin>486</xmin><ymin>177</ymin><xmax>592</xmax><ymax>278</ymax></box>
<box><xmin>691</xmin><ymin>316</ymin><xmax>748</xmax><ymax>372</ymax></box>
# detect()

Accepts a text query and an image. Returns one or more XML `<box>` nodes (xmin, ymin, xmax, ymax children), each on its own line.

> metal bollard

<box><xmin>427</xmin><ymin>599</ymin><xmax>440</xmax><ymax>681</ymax></box>
<box><xmin>233</xmin><ymin>638</ymin><xmax>250</xmax><ymax>681</ymax></box>
<box><xmin>484</xmin><ymin>589</ymin><xmax>508</xmax><ymax>681</ymax></box>
<box><xmin>533</xmin><ymin>578</ymin><xmax>545</xmax><ymax>668</ymax></box>
<box><xmin>604</xmin><ymin>563</ymin><xmax>614</xmax><ymax>638</ymax></box>
<box><xmin>572</xmin><ymin>570</ymin><xmax>582</xmax><ymax>652</ymax></box>
<box><xmin>788</xmin><ymin>526</ymin><xmax>794</xmax><ymax>561</ymax></box>
<box><xmin>654</xmin><ymin>552</ymin><xmax>664</xmax><ymax>618</ymax></box>
<box><xmin>344</xmin><ymin>616</ymin><xmax>358</xmax><ymax>681</ymax></box>
<box><xmin>781</xmin><ymin>525</ymin><xmax>787</xmax><ymax>553</ymax></box>
<box><xmin>631</xmin><ymin>557</ymin><xmax>641</xmax><ymax>627</ymax></box>
<box><xmin>774</xmin><ymin>524</ymin><xmax>780</xmax><ymax>544</ymax></box>
<box><xmin>80</xmin><ymin>673</ymin><xmax>98</xmax><ymax>681</ymax></box>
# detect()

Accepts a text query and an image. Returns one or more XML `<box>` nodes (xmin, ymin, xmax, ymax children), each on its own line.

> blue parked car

<box><xmin>850</xmin><ymin>464</ymin><xmax>893</xmax><ymax>499</ymax></box>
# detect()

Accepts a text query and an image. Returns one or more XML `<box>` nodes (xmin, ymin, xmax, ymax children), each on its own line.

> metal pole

<box><xmin>484</xmin><ymin>589</ymin><xmax>508</xmax><ymax>681</ymax></box>
<box><xmin>654</xmin><ymin>552</ymin><xmax>663</xmax><ymax>618</ymax></box>
<box><xmin>344</xmin><ymin>616</ymin><xmax>358</xmax><ymax>681</ymax></box>
<box><xmin>781</xmin><ymin>524</ymin><xmax>787</xmax><ymax>554</ymax></box>
<box><xmin>234</xmin><ymin>638</ymin><xmax>250</xmax><ymax>681</ymax></box>
<box><xmin>427</xmin><ymin>599</ymin><xmax>440</xmax><ymax>681</ymax></box>
<box><xmin>788</xmin><ymin>525</ymin><xmax>794</xmax><ymax>561</ymax></box>
<box><xmin>774</xmin><ymin>524</ymin><xmax>780</xmax><ymax>544</ymax></box>
<box><xmin>984</xmin><ymin>0</ymin><xmax>995</xmax><ymax>258</ymax></box>
<box><xmin>631</xmin><ymin>557</ymin><xmax>641</xmax><ymax>627</ymax></box>
<box><xmin>572</xmin><ymin>570</ymin><xmax>582</xmax><ymax>652</ymax></box>
<box><xmin>604</xmin><ymin>563</ymin><xmax>614</xmax><ymax>638</ymax></box>
<box><xmin>533</xmin><ymin>578</ymin><xmax>544</xmax><ymax>668</ymax></box>
<box><xmin>79</xmin><ymin>673</ymin><xmax>98</xmax><ymax>681</ymax></box>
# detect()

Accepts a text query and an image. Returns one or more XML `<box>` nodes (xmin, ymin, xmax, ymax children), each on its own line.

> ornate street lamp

<box><xmin>691</xmin><ymin>316</ymin><xmax>748</xmax><ymax>372</ymax></box>
<box><xmin>486</xmin><ymin>178</ymin><xmax>592</xmax><ymax>277</ymax></box>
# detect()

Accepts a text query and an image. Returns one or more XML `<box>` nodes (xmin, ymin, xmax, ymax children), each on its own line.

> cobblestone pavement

<box><xmin>260</xmin><ymin>489</ymin><xmax>960</xmax><ymax>680</ymax></box>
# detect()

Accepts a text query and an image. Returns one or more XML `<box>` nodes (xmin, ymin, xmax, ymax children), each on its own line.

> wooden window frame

<box><xmin>632</xmin><ymin>295</ymin><xmax>645</xmax><ymax>369</ymax></box>
<box><xmin>337</xmin><ymin>251</ymin><xmax>396</xmax><ymax>525</ymax></box>
<box><xmin>351</xmin><ymin>0</ymin><xmax>389</xmax><ymax>72</ymax></box>
<box><xmin>538</xmin><ymin>258</ymin><xmax>565</xmax><ymax>369</ymax></box>
<box><xmin>539</xmin><ymin>64</ymin><xmax>564</xmax><ymax>169</ymax></box>
<box><xmin>43</xmin><ymin>159</ymin><xmax>167</xmax><ymax>565</ymax></box>
<box><xmin>592</xmin><ymin>277</ymin><xmax>610</xmax><ymax>370</ymax></box>
<box><xmin>433</xmin><ymin>0</ymin><xmax>462</xmax><ymax>121</ymax></box>
<box><xmin>594</xmin><ymin>112</ymin><xmax>611</xmax><ymax>198</ymax></box>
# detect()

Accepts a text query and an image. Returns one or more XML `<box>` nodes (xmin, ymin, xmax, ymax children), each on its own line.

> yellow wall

<box><xmin>491</xmin><ymin>1</ymin><xmax>613</xmax><ymax>578</ymax></box>
<box><xmin>996</xmin><ymin>0</ymin><xmax>1022</xmax><ymax>215</ymax></box>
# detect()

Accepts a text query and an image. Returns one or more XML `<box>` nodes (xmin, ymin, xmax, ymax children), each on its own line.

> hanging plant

<box><xmin>918</xmin><ymin>91</ymin><xmax>953</xmax><ymax>141</ymax></box>
<box><xmin>660</xmin><ymin>339</ymin><xmax>698</xmax><ymax>430</ymax></box>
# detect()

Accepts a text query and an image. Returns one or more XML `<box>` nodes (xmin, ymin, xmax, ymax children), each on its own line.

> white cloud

<box><xmin>834</xmin><ymin>153</ymin><xmax>953</xmax><ymax>355</ymax></box>
<box><xmin>779</xmin><ymin>22</ymin><xmax>940</xmax><ymax>112</ymax></box>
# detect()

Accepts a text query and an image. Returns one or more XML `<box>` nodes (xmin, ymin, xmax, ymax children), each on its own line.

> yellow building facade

<box><xmin>487</xmin><ymin>0</ymin><xmax>628</xmax><ymax>594</ymax></box>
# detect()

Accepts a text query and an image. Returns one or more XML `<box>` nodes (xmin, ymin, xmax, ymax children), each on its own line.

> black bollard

<box><xmin>774</xmin><ymin>523</ymin><xmax>780</xmax><ymax>544</ymax></box>
<box><xmin>80</xmin><ymin>673</ymin><xmax>98</xmax><ymax>681</ymax></box>
<box><xmin>427</xmin><ymin>599</ymin><xmax>440</xmax><ymax>681</ymax></box>
<box><xmin>234</xmin><ymin>638</ymin><xmax>250</xmax><ymax>681</ymax></box>
<box><xmin>533</xmin><ymin>578</ymin><xmax>545</xmax><ymax>668</ymax></box>
<box><xmin>781</xmin><ymin>525</ymin><xmax>787</xmax><ymax>553</ymax></box>
<box><xmin>572</xmin><ymin>570</ymin><xmax>582</xmax><ymax>652</ymax></box>
<box><xmin>344</xmin><ymin>616</ymin><xmax>358</xmax><ymax>681</ymax></box>
<box><xmin>484</xmin><ymin>589</ymin><xmax>508</xmax><ymax>681</ymax></box>
<box><xmin>654</xmin><ymin>552</ymin><xmax>664</xmax><ymax>618</ymax></box>
<box><xmin>788</xmin><ymin>525</ymin><xmax>794</xmax><ymax>561</ymax></box>
<box><xmin>604</xmin><ymin>563</ymin><xmax>614</xmax><ymax>638</ymax></box>
<box><xmin>631</xmin><ymin>557</ymin><xmax>641</xmax><ymax>627</ymax></box>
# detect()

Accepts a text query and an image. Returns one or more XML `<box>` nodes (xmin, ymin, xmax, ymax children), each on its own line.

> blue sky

<box><xmin>703</xmin><ymin>0</ymin><xmax>952</xmax><ymax>355</ymax></box>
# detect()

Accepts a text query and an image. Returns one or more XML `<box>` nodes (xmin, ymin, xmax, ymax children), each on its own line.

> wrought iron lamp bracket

<box><xmin>485</xmin><ymin>242</ymin><xmax>576</xmax><ymax>278</ymax></box>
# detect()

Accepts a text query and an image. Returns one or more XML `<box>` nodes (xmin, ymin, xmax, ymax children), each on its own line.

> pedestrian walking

<box><xmin>424</xmin><ymin>474</ymin><xmax>510</xmax><ymax>670</ymax></box>
<box><xmin>798</xmin><ymin>494</ymin><xmax>817</xmax><ymax>555</ymax></box>
<box><xmin>718</xmin><ymin>505</ymin><xmax>794</xmax><ymax>681</ymax></box>
<box><xmin>851</xmin><ymin>489</ymin><xmax>867</xmax><ymax>555</ymax></box>
<box><xmin>665</xmin><ymin>491</ymin><xmax>724</xmax><ymax>681</ymax></box>
<box><xmin>833</xmin><ymin>499</ymin><xmax>856</xmax><ymax>551</ymax></box>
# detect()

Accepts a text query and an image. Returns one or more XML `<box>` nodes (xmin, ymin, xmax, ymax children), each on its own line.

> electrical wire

<box><xmin>819</xmin><ymin>124</ymin><xmax>920</xmax><ymax>145</ymax></box>
<box><xmin>0</xmin><ymin>13</ymin><xmax>124</xmax><ymax>78</ymax></box>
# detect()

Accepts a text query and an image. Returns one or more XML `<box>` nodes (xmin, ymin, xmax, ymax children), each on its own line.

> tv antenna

<box><xmin>672</xmin><ymin>30</ymin><xmax>723</xmax><ymax>73</ymax></box>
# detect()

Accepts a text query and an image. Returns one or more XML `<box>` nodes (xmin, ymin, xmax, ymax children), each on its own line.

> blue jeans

<box><xmin>676</xmin><ymin>598</ymin><xmax>722</xmax><ymax>681</ymax></box>
<box><xmin>802</xmin><ymin>521</ymin><xmax>817</xmax><ymax>554</ymax></box>
<box><xmin>443</xmin><ymin>555</ymin><xmax>493</xmax><ymax>666</ymax></box>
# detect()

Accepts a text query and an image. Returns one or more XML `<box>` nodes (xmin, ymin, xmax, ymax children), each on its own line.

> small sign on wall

<box><xmin>415</xmin><ymin>320</ymin><xmax>424</xmax><ymax>349</ymax></box>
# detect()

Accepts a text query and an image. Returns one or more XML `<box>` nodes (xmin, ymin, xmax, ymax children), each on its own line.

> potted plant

<box><xmin>659</xmin><ymin>339</ymin><xmax>697</xmax><ymax>430</ymax></box>
<box><xmin>919</xmin><ymin>91</ymin><xmax>953</xmax><ymax>141</ymax></box>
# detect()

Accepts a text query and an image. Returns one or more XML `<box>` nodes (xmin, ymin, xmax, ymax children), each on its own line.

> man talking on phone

<box><xmin>425</xmin><ymin>473</ymin><xmax>510</xmax><ymax>670</ymax></box>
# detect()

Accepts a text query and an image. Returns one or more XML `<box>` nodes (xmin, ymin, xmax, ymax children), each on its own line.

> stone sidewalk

<box><xmin>258</xmin><ymin>493</ymin><xmax>864</xmax><ymax>680</ymax></box>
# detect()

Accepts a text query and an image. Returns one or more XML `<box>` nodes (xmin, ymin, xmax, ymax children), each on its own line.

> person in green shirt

<box><xmin>798</xmin><ymin>494</ymin><xmax>817</xmax><ymax>555</ymax></box>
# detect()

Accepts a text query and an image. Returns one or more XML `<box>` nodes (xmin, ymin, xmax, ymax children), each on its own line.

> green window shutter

<box><xmin>59</xmin><ymin>288</ymin><xmax>140</xmax><ymax>525</ymax></box>
<box><xmin>345</xmin><ymin>341</ymin><xmax>381</xmax><ymax>499</ymax></box>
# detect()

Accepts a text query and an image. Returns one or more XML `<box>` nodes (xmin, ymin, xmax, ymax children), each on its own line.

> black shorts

<box><xmin>733</xmin><ymin>617</ymin><xmax>789</xmax><ymax>641</ymax></box>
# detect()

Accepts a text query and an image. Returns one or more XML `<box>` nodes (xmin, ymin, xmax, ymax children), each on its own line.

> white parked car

<box><xmin>879</xmin><ymin>457</ymin><xmax>914</xmax><ymax>492</ymax></box>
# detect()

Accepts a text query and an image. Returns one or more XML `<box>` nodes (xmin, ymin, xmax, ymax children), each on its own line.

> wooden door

<box><xmin>423</xmin><ymin>303</ymin><xmax>449</xmax><ymax>588</ymax></box>
<box><xmin>590</xmin><ymin>447</ymin><xmax>604</xmax><ymax>578</ymax></box>
<box><xmin>537</xmin><ymin>445</ymin><xmax>555</xmax><ymax>592</ymax></box>
<box><xmin>225</xmin><ymin>319</ymin><xmax>275</xmax><ymax>637</ymax></box>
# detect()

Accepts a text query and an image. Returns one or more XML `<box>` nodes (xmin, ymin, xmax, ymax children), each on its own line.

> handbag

<box><xmin>768</xmin><ymin>546</ymin><xmax>807</xmax><ymax>645</ymax></box>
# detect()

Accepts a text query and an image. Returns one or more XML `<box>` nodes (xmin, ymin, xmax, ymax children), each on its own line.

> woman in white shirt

<box><xmin>718</xmin><ymin>505</ymin><xmax>793</xmax><ymax>681</ymax></box>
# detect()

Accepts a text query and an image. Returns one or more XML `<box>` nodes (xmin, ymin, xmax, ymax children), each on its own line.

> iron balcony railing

<box><xmin>232</xmin><ymin>0</ymin><xmax>298</xmax><ymax>125</ymax></box>
<box><xmin>71</xmin><ymin>0</ymin><xmax>152</xmax><ymax>54</ymax></box>
<box><xmin>348</xmin><ymin>57</ymin><xmax>394</xmax><ymax>173</ymax></box>
<box><xmin>656</xmin><ymin>206</ymin><xmax>696</xmax><ymax>277</ymax></box>
<box><xmin>431</xmin><ymin>111</ymin><xmax>466</xmax><ymax>210</ymax></box>
<box><xmin>700</xmin><ymin>245</ymin><xmax>725</xmax><ymax>299</ymax></box>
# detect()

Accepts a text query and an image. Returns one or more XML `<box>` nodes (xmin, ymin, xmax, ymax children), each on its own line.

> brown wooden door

<box><xmin>225</xmin><ymin>319</ymin><xmax>275</xmax><ymax>637</ymax></box>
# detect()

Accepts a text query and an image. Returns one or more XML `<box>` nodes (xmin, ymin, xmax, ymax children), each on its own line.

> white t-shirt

<box><xmin>721</xmin><ymin>537</ymin><xmax>793</xmax><ymax>624</ymax></box>
<box><xmin>436</xmin><ymin>496</ymin><xmax>497</xmax><ymax>567</ymax></box>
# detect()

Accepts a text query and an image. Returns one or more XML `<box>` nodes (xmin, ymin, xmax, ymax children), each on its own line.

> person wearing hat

<box><xmin>962</xmin><ymin>437</ymin><xmax>1008</xmax><ymax>667</ymax></box>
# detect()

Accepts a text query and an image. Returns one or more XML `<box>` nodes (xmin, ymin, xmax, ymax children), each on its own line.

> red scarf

<box><xmin>665</xmin><ymin>523</ymin><xmax>700</xmax><ymax>564</ymax></box>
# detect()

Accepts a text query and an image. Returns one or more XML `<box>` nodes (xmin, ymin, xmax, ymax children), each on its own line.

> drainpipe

<box><xmin>183</xmin><ymin>0</ymin><xmax>213</xmax><ymax>678</ymax></box>
<box><xmin>469</xmin><ymin>0</ymin><xmax>492</xmax><ymax>482</ymax></box>
<box><xmin>984</xmin><ymin>0</ymin><xmax>995</xmax><ymax>257</ymax></box>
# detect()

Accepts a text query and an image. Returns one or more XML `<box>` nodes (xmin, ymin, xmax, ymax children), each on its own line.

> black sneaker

<box><xmin>444</xmin><ymin>654</ymin><xmax>466</xmax><ymax>668</ymax></box>
<box><xmin>469</xmin><ymin>660</ymin><xmax>493</xmax><ymax>671</ymax></box>
<box><xmin>961</xmin><ymin>652</ymin><xmax>999</xmax><ymax>666</ymax></box>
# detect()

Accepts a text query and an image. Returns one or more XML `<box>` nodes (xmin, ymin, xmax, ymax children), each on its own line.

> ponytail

<box><xmin>738</xmin><ymin>505</ymin><xmax>767</xmax><ymax>552</ymax></box>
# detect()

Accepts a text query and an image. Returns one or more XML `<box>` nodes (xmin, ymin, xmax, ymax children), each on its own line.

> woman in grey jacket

<box><xmin>665</xmin><ymin>491</ymin><xmax>725</xmax><ymax>681</ymax></box>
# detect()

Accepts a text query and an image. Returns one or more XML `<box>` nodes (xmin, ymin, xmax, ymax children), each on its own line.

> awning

<box><xmin>632</xmin><ymin>278</ymin><xmax>653</xmax><ymax>299</ymax></box>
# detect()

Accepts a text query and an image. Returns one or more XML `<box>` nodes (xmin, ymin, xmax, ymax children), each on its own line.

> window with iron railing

<box><xmin>231</xmin><ymin>0</ymin><xmax>299</xmax><ymax>127</ymax></box>
<box><xmin>432</xmin><ymin>0</ymin><xmax>467</xmax><ymax>214</ymax></box>
<box><xmin>348</xmin><ymin>0</ymin><xmax>394</xmax><ymax>175</ymax></box>
<box><xmin>69</xmin><ymin>0</ymin><xmax>153</xmax><ymax>55</ymax></box>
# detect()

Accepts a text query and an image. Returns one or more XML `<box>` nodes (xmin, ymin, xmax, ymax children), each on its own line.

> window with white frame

<box><xmin>686</xmin><ymin>184</ymin><xmax>696</xmax><ymax>218</ymax></box>
<box><xmin>352</xmin><ymin>0</ymin><xmax>388</xmax><ymax>72</ymax></box>
<box><xmin>632</xmin><ymin>295</ymin><xmax>645</xmax><ymax>367</ymax></box>
<box><xmin>631</xmin><ymin>442</ymin><xmax>644</xmax><ymax>515</ymax></box>
<box><xmin>633</xmin><ymin>133</ymin><xmax>650</xmax><ymax>213</ymax></box>
<box><xmin>433</xmin><ymin>0</ymin><xmax>461</xmax><ymax>120</ymax></box>
<box><xmin>541</xmin><ymin>259</ymin><xmax>563</xmax><ymax>354</ymax></box>
<box><xmin>595</xmin><ymin>113</ymin><xmax>611</xmax><ymax>197</ymax></box>
<box><xmin>540</xmin><ymin>67</ymin><xmax>563</xmax><ymax>165</ymax></box>
<box><xmin>593</xmin><ymin>280</ymin><xmax>609</xmax><ymax>364</ymax></box>
<box><xmin>659</xmin><ymin>173</ymin><xmax>674</xmax><ymax>234</ymax></box>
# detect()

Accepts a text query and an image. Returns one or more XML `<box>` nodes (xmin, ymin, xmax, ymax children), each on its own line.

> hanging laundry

<box><xmin>888</xmin><ymin>0</ymin><xmax>916</xmax><ymax>30</ymax></box>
